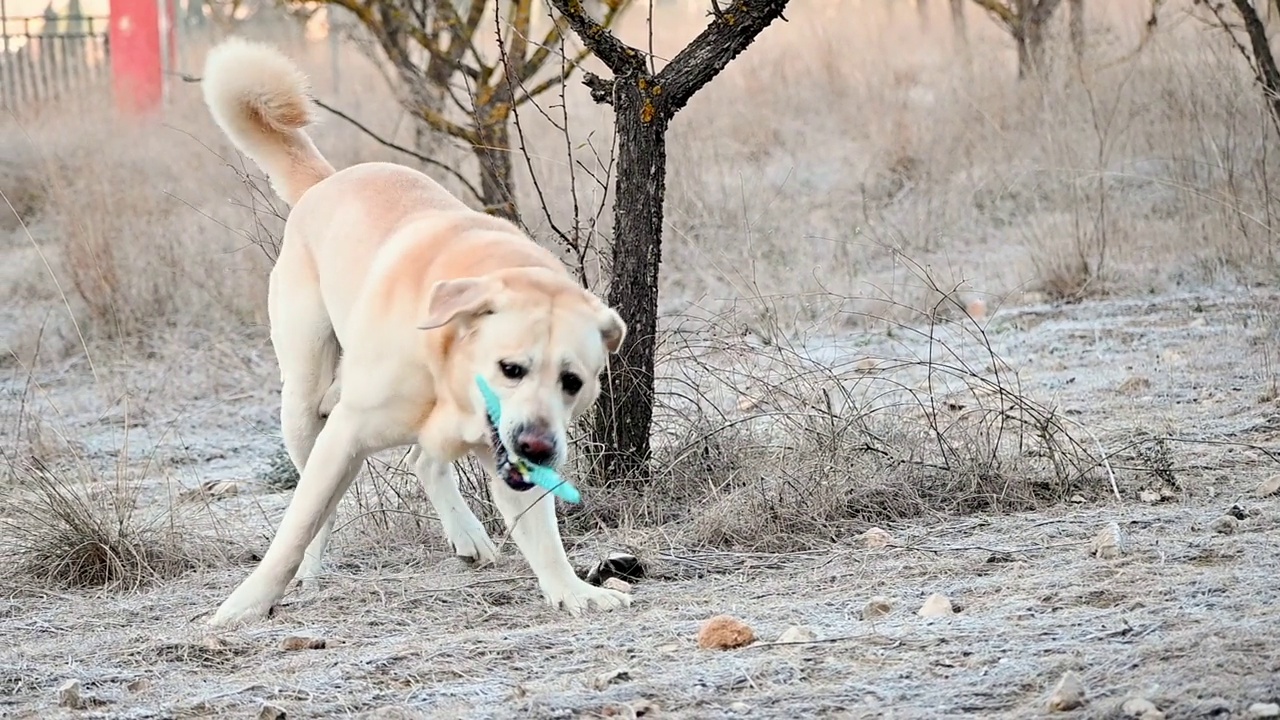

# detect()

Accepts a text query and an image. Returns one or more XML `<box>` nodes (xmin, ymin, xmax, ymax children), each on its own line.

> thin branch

<box><xmin>311</xmin><ymin>98</ymin><xmax>485</xmax><ymax>203</ymax></box>
<box><xmin>968</xmin><ymin>0</ymin><xmax>1017</xmax><ymax>30</ymax></box>
<box><xmin>545</xmin><ymin>0</ymin><xmax>646</xmax><ymax>75</ymax></box>
<box><xmin>177</xmin><ymin>72</ymin><xmax>482</xmax><ymax>202</ymax></box>
<box><xmin>513</xmin><ymin>0</ymin><xmax>632</xmax><ymax>107</ymax></box>
<box><xmin>654</xmin><ymin>0</ymin><xmax>790</xmax><ymax>115</ymax></box>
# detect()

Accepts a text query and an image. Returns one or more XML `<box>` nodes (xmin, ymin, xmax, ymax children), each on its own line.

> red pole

<box><xmin>108</xmin><ymin>0</ymin><xmax>163</xmax><ymax>114</ymax></box>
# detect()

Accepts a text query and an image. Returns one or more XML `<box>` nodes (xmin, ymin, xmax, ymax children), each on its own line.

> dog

<box><xmin>200</xmin><ymin>38</ymin><xmax>631</xmax><ymax>625</ymax></box>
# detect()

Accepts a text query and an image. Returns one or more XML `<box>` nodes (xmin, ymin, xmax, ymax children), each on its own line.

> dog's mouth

<box><xmin>486</xmin><ymin>416</ymin><xmax>534</xmax><ymax>492</ymax></box>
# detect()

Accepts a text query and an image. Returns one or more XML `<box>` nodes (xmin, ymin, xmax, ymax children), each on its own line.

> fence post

<box><xmin>108</xmin><ymin>0</ymin><xmax>164</xmax><ymax>113</ymax></box>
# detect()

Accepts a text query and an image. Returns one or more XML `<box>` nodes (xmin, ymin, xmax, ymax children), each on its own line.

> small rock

<box><xmin>860</xmin><ymin>527</ymin><xmax>892</xmax><ymax>548</ymax></box>
<box><xmin>279</xmin><ymin>635</ymin><xmax>326</xmax><ymax>651</ymax></box>
<box><xmin>1249</xmin><ymin>702</ymin><xmax>1280</xmax><ymax>718</ymax></box>
<box><xmin>917</xmin><ymin>593</ymin><xmax>954</xmax><ymax>618</ymax></box>
<box><xmin>775</xmin><ymin>625</ymin><xmax>816</xmax><ymax>643</ymax></box>
<box><xmin>56</xmin><ymin>679</ymin><xmax>83</xmax><ymax>709</ymax></box>
<box><xmin>591</xmin><ymin>668</ymin><xmax>632</xmax><ymax>691</ymax></box>
<box><xmin>602</xmin><ymin>577</ymin><xmax>632</xmax><ymax>593</ymax></box>
<box><xmin>1209</xmin><ymin>515</ymin><xmax>1239</xmax><ymax>535</ymax></box>
<box><xmin>1091</xmin><ymin>522</ymin><xmax>1127</xmax><ymax>559</ymax></box>
<box><xmin>728</xmin><ymin>701</ymin><xmax>752</xmax><ymax>713</ymax></box>
<box><xmin>862</xmin><ymin>596</ymin><xmax>893</xmax><ymax>620</ymax></box>
<box><xmin>1256</xmin><ymin>476</ymin><xmax>1280</xmax><ymax>498</ymax></box>
<box><xmin>1047</xmin><ymin>671</ymin><xmax>1086</xmax><ymax>711</ymax></box>
<box><xmin>1138</xmin><ymin>490</ymin><xmax>1162</xmax><ymax>504</ymax></box>
<box><xmin>697</xmin><ymin>615</ymin><xmax>755</xmax><ymax>650</ymax></box>
<box><xmin>1121</xmin><ymin>697</ymin><xmax>1162</xmax><ymax>718</ymax></box>
<box><xmin>259</xmin><ymin>704</ymin><xmax>287</xmax><ymax>720</ymax></box>
<box><xmin>126</xmin><ymin>678</ymin><xmax>149</xmax><ymax>693</ymax></box>
<box><xmin>1069</xmin><ymin>494</ymin><xmax>1086</xmax><ymax>504</ymax></box>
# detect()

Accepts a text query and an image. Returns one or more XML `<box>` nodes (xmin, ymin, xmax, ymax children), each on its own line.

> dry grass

<box><xmin>0</xmin><ymin>458</ymin><xmax>196</xmax><ymax>590</ymax></box>
<box><xmin>2</xmin><ymin>0</ymin><xmax>1280</xmax><ymax>717</ymax></box>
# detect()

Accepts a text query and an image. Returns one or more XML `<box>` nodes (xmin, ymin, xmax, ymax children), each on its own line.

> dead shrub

<box><xmin>0</xmin><ymin>457</ymin><xmax>197</xmax><ymax>591</ymax></box>
<box><xmin>563</xmin><ymin>281</ymin><xmax>1112</xmax><ymax>552</ymax></box>
<box><xmin>0</xmin><ymin>99</ymin><xmax>273</xmax><ymax>349</ymax></box>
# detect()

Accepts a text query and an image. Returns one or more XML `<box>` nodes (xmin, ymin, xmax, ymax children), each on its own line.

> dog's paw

<box><xmin>296</xmin><ymin>560</ymin><xmax>325</xmax><ymax>592</ymax></box>
<box><xmin>208</xmin><ymin>583</ymin><xmax>278</xmax><ymax>627</ymax></box>
<box><xmin>441</xmin><ymin>514</ymin><xmax>499</xmax><ymax>567</ymax></box>
<box><xmin>542</xmin><ymin>578</ymin><xmax>632</xmax><ymax>616</ymax></box>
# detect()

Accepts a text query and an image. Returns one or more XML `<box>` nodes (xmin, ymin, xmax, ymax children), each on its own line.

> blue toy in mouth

<box><xmin>475</xmin><ymin>375</ymin><xmax>581</xmax><ymax>504</ymax></box>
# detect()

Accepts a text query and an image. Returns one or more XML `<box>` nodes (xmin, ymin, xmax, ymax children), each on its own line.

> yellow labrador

<box><xmin>201</xmin><ymin>38</ymin><xmax>630</xmax><ymax>625</ymax></box>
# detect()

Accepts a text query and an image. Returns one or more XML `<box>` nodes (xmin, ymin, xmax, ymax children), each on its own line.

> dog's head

<box><xmin>419</xmin><ymin>268</ymin><xmax>625</xmax><ymax>488</ymax></box>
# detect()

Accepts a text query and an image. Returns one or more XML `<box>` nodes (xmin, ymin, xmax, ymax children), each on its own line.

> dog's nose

<box><xmin>515</xmin><ymin>429</ymin><xmax>556</xmax><ymax>465</ymax></box>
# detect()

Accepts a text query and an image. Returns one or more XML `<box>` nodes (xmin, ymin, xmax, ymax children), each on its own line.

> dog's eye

<box><xmin>560</xmin><ymin>371</ymin><xmax>583</xmax><ymax>396</ymax></box>
<box><xmin>499</xmin><ymin>361</ymin><xmax>527</xmax><ymax>380</ymax></box>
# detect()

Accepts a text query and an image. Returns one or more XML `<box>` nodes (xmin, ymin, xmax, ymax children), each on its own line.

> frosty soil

<box><xmin>3</xmin><ymin>289</ymin><xmax>1279</xmax><ymax>718</ymax></box>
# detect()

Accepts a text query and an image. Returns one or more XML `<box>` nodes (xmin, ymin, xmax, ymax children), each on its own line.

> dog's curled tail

<box><xmin>201</xmin><ymin>38</ymin><xmax>334</xmax><ymax>206</ymax></box>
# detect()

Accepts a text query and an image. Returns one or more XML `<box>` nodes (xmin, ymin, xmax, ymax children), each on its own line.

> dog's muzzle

<box><xmin>485</xmin><ymin>417</ymin><xmax>535</xmax><ymax>492</ymax></box>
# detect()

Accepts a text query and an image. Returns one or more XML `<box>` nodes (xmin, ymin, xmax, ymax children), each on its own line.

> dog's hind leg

<box><xmin>410</xmin><ymin>446</ymin><xmax>498</xmax><ymax>566</ymax></box>
<box><xmin>266</xmin><ymin>261</ymin><xmax>341</xmax><ymax>589</ymax></box>
<box><xmin>317</xmin><ymin>374</ymin><xmax>341</xmax><ymax>418</ymax></box>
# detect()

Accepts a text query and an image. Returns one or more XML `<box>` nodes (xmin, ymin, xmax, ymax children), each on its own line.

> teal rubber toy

<box><xmin>475</xmin><ymin>375</ymin><xmax>581</xmax><ymax>504</ymax></box>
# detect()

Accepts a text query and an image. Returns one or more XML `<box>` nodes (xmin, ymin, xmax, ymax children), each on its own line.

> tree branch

<box><xmin>505</xmin><ymin>0</ymin><xmax>534</xmax><ymax>79</ymax></box>
<box><xmin>519</xmin><ymin>0</ymin><xmax>632</xmax><ymax>85</ymax></box>
<box><xmin>1226</xmin><ymin>0</ymin><xmax>1280</xmax><ymax>137</ymax></box>
<box><xmin>967</xmin><ymin>0</ymin><xmax>1017</xmax><ymax>31</ymax></box>
<box><xmin>654</xmin><ymin>0</ymin><xmax>790</xmax><ymax>115</ymax></box>
<box><xmin>545</xmin><ymin>0</ymin><xmax>646</xmax><ymax>75</ymax></box>
<box><xmin>311</xmin><ymin>98</ymin><xmax>486</xmax><ymax>203</ymax></box>
<box><xmin>176</xmin><ymin>73</ymin><xmax>485</xmax><ymax>205</ymax></box>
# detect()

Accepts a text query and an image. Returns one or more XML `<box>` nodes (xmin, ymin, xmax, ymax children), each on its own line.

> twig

<box><xmin>175</xmin><ymin>72</ymin><xmax>485</xmax><ymax>205</ymax></box>
<box><xmin>891</xmin><ymin>540</ymin><xmax>1091</xmax><ymax>555</ymax></box>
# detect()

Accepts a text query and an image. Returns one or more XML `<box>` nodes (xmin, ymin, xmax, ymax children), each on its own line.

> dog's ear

<box><xmin>597</xmin><ymin>305</ymin><xmax>626</xmax><ymax>354</ymax></box>
<box><xmin>418</xmin><ymin>278</ymin><xmax>495</xmax><ymax>330</ymax></box>
<box><xmin>582</xmin><ymin>291</ymin><xmax>625</xmax><ymax>353</ymax></box>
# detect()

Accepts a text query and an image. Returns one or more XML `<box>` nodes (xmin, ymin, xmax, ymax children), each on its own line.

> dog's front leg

<box><xmin>413</xmin><ymin>446</ymin><xmax>499</xmax><ymax>566</ymax></box>
<box><xmin>488</xmin><ymin>476</ymin><xmax>632</xmax><ymax>616</ymax></box>
<box><xmin>210</xmin><ymin>404</ymin><xmax>374</xmax><ymax>626</ymax></box>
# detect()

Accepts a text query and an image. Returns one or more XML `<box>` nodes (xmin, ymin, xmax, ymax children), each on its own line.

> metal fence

<box><xmin>0</xmin><ymin>6</ymin><xmax>109</xmax><ymax>110</ymax></box>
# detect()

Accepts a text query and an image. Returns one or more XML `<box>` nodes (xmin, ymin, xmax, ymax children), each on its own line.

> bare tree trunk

<box><xmin>1228</xmin><ymin>0</ymin><xmax>1280</xmax><ymax>134</ymax></box>
<box><xmin>1068</xmin><ymin>0</ymin><xmax>1084</xmax><ymax>65</ymax></box>
<box><xmin>473</xmin><ymin>114</ymin><xmax>519</xmax><ymax>223</ymax></box>
<box><xmin>550</xmin><ymin>0</ymin><xmax>791</xmax><ymax>483</ymax></box>
<box><xmin>1015</xmin><ymin>0</ymin><xmax>1063</xmax><ymax>79</ymax></box>
<box><xmin>950</xmin><ymin>0</ymin><xmax>968</xmax><ymax>48</ymax></box>
<box><xmin>589</xmin><ymin>83</ymin><xmax>668</xmax><ymax>483</ymax></box>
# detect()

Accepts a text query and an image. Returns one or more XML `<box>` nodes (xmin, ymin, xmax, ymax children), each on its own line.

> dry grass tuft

<box><xmin>564</xmin><ymin>279</ymin><xmax>1111</xmax><ymax>551</ymax></box>
<box><xmin>0</xmin><ymin>457</ymin><xmax>197</xmax><ymax>591</ymax></box>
